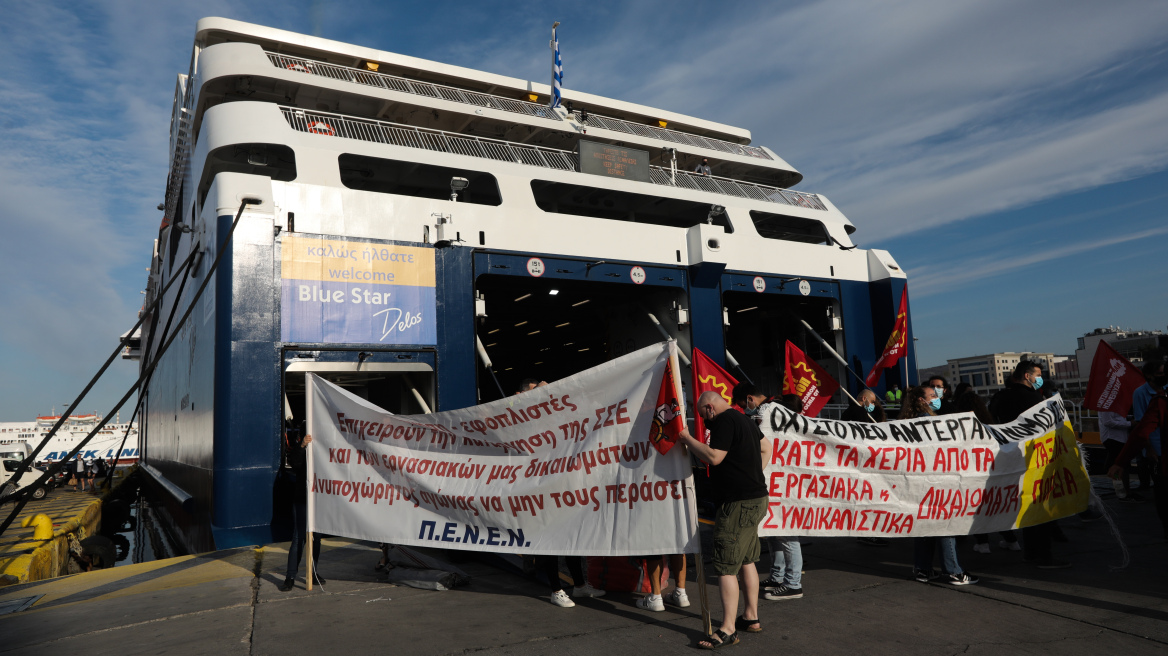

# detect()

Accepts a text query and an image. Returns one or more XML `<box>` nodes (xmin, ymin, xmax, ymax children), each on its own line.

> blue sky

<box><xmin>1</xmin><ymin>0</ymin><xmax>1166</xmax><ymax>420</ymax></box>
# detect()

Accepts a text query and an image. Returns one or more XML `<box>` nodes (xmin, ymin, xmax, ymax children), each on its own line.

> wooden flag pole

<box><xmin>671</xmin><ymin>343</ymin><xmax>711</xmax><ymax>638</ymax></box>
<box><xmin>306</xmin><ymin>373</ymin><xmax>315</xmax><ymax>591</ymax></box>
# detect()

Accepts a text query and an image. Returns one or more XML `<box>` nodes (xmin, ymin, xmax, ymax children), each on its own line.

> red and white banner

<box><xmin>1083</xmin><ymin>340</ymin><xmax>1145</xmax><ymax>415</ymax></box>
<box><xmin>307</xmin><ymin>341</ymin><xmax>698</xmax><ymax>556</ymax></box>
<box><xmin>783</xmin><ymin>340</ymin><xmax>840</xmax><ymax>418</ymax></box>
<box><xmin>758</xmin><ymin>395</ymin><xmax>1090</xmax><ymax>537</ymax></box>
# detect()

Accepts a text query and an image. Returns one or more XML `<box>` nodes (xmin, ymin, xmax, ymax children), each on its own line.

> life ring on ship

<box><xmin>307</xmin><ymin>121</ymin><xmax>335</xmax><ymax>136</ymax></box>
<box><xmin>286</xmin><ymin>62</ymin><xmax>313</xmax><ymax>74</ymax></box>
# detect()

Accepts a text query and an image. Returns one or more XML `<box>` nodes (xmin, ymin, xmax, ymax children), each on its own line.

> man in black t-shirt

<box><xmin>679</xmin><ymin>391</ymin><xmax>772</xmax><ymax>648</ymax></box>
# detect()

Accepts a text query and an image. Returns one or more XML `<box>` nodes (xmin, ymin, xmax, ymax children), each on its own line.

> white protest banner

<box><xmin>758</xmin><ymin>394</ymin><xmax>1090</xmax><ymax>538</ymax></box>
<box><xmin>307</xmin><ymin>341</ymin><xmax>698</xmax><ymax>556</ymax></box>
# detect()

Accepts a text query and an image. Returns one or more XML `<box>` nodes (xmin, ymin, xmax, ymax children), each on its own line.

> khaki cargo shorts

<box><xmin>711</xmin><ymin>496</ymin><xmax>768</xmax><ymax>576</ymax></box>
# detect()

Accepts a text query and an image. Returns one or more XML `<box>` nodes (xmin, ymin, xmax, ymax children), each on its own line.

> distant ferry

<box><xmin>0</xmin><ymin>413</ymin><xmax>140</xmax><ymax>464</ymax></box>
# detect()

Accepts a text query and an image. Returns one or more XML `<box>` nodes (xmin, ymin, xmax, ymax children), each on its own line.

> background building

<box><xmin>947</xmin><ymin>352</ymin><xmax>1055</xmax><ymax>396</ymax></box>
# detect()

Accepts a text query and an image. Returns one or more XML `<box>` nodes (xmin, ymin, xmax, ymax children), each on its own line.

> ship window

<box><xmin>196</xmin><ymin>143</ymin><xmax>297</xmax><ymax>210</ymax></box>
<box><xmin>530</xmin><ymin>180</ymin><xmax>734</xmax><ymax>232</ymax></box>
<box><xmin>748</xmin><ymin>211</ymin><xmax>829</xmax><ymax>245</ymax></box>
<box><xmin>339</xmin><ymin>155</ymin><xmax>502</xmax><ymax>206</ymax></box>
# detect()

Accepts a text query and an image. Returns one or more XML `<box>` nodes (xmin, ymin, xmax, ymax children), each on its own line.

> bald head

<box><xmin>859</xmin><ymin>389</ymin><xmax>877</xmax><ymax>405</ymax></box>
<box><xmin>696</xmin><ymin>391</ymin><xmax>732</xmax><ymax>421</ymax></box>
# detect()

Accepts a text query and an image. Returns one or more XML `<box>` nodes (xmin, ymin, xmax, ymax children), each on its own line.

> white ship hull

<box><xmin>0</xmin><ymin>416</ymin><xmax>140</xmax><ymax>464</ymax></box>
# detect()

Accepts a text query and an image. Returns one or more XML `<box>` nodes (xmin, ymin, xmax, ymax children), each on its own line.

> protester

<box><xmin>513</xmin><ymin>377</ymin><xmax>606</xmax><ymax>606</ymax></box>
<box><xmin>92</xmin><ymin>457</ymin><xmax>108</xmax><ymax>494</ymax></box>
<box><xmin>694</xmin><ymin>158</ymin><xmax>712</xmax><ymax>176</ymax></box>
<box><xmin>900</xmin><ymin>386</ymin><xmax>978</xmax><ymax>585</ymax></box>
<box><xmin>926</xmin><ymin>375</ymin><xmax>955</xmax><ymax>414</ymax></box>
<box><xmin>885</xmin><ymin>384</ymin><xmax>902</xmax><ymax>404</ymax></box>
<box><xmin>842</xmin><ymin>389</ymin><xmax>886</xmax><ymax>423</ymax></box>
<box><xmin>733</xmin><ymin>383</ymin><xmax>804</xmax><ymax>602</ymax></box>
<box><xmin>990</xmin><ymin>361</ymin><xmax>1070</xmax><ymax>568</ymax></box>
<box><xmin>1099</xmin><ymin>410</ymin><xmax>1137</xmax><ymax>501</ymax></box>
<box><xmin>678</xmin><ymin>391</ymin><xmax>772</xmax><ymax>648</ymax></box>
<box><xmin>843</xmin><ymin>389</ymin><xmax>890</xmax><ymax>546</ymax></box>
<box><xmin>641</xmin><ymin>555</ymin><xmax>690</xmax><ymax>611</ymax></box>
<box><xmin>282</xmin><ymin>426</ymin><xmax>324</xmax><ymax>591</ymax></box>
<box><xmin>955</xmin><ymin>390</ymin><xmax>1021</xmax><ymax>553</ymax></box>
<box><xmin>1132</xmin><ymin>359</ymin><xmax>1165</xmax><ymax>467</ymax></box>
<box><xmin>1111</xmin><ymin>388</ymin><xmax>1168</xmax><ymax>537</ymax></box>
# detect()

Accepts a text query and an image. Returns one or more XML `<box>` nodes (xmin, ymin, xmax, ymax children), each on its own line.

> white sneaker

<box><xmin>572</xmin><ymin>584</ymin><xmax>606</xmax><ymax>598</ymax></box>
<box><xmin>999</xmin><ymin>540</ymin><xmax>1022</xmax><ymax>552</ymax></box>
<box><xmin>636</xmin><ymin>594</ymin><xmax>665</xmax><ymax>612</ymax></box>
<box><xmin>550</xmin><ymin>590</ymin><xmax>575</xmax><ymax>607</ymax></box>
<box><xmin>972</xmin><ymin>543</ymin><xmax>991</xmax><ymax>554</ymax></box>
<box><xmin>1113</xmin><ymin>480</ymin><xmax>1127</xmax><ymax>499</ymax></box>
<box><xmin>665</xmin><ymin>588</ymin><xmax>691</xmax><ymax>608</ymax></box>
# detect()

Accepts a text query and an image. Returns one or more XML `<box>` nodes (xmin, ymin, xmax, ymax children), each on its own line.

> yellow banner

<box><xmin>281</xmin><ymin>235</ymin><xmax>435</xmax><ymax>287</ymax></box>
<box><xmin>1016</xmin><ymin>420</ymin><xmax>1090</xmax><ymax>527</ymax></box>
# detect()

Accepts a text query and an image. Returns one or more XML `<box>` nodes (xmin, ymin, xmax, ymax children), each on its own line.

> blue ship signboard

<box><xmin>280</xmin><ymin>235</ymin><xmax>437</xmax><ymax>345</ymax></box>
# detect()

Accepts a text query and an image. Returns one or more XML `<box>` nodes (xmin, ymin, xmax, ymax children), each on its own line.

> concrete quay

<box><xmin>0</xmin><ymin>479</ymin><xmax>1164</xmax><ymax>655</ymax></box>
<box><xmin>0</xmin><ymin>488</ymin><xmax>103</xmax><ymax>586</ymax></box>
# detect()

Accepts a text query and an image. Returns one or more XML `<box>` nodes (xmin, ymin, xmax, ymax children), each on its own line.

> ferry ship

<box><xmin>0</xmin><ymin>414</ymin><xmax>140</xmax><ymax>463</ymax></box>
<box><xmin>138</xmin><ymin>17</ymin><xmax>913</xmax><ymax>553</ymax></box>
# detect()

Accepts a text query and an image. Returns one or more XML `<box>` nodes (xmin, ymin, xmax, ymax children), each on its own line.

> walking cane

<box><xmin>670</xmin><ymin>345</ymin><xmax>712</xmax><ymax>637</ymax></box>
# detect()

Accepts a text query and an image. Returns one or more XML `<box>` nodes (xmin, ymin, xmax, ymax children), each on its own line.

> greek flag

<box><xmin>550</xmin><ymin>23</ymin><xmax>563</xmax><ymax>109</ymax></box>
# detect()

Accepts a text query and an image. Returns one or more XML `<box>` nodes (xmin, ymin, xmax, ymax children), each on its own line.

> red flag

<box><xmin>648</xmin><ymin>358</ymin><xmax>686</xmax><ymax>455</ymax></box>
<box><xmin>1083</xmin><ymin>341</ymin><xmax>1146</xmax><ymax>414</ymax></box>
<box><xmin>865</xmin><ymin>288</ymin><xmax>910</xmax><ymax>387</ymax></box>
<box><xmin>691</xmin><ymin>348</ymin><xmax>739</xmax><ymax>447</ymax></box>
<box><xmin>784</xmin><ymin>340</ymin><xmax>840</xmax><ymax>418</ymax></box>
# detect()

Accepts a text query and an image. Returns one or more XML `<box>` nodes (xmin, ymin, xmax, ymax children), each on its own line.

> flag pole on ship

<box><xmin>550</xmin><ymin>22</ymin><xmax>563</xmax><ymax>109</ymax></box>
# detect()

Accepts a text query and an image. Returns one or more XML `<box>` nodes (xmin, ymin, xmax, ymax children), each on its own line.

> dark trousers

<box><xmin>1103</xmin><ymin>439</ymin><xmax>1131</xmax><ymax>493</ymax></box>
<box><xmin>1156</xmin><ymin>473</ymin><xmax>1168</xmax><ymax>538</ymax></box>
<box><xmin>540</xmin><ymin>555</ymin><xmax>585</xmax><ymax>592</ymax></box>
<box><xmin>1022</xmin><ymin>523</ymin><xmax>1052</xmax><ymax>561</ymax></box>
<box><xmin>974</xmin><ymin>530</ymin><xmax>1017</xmax><ymax>544</ymax></box>
<box><xmin>286</xmin><ymin>502</ymin><xmax>322</xmax><ymax>579</ymax></box>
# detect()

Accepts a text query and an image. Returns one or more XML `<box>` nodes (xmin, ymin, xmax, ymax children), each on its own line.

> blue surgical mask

<box><xmin>744</xmin><ymin>406</ymin><xmax>759</xmax><ymax>416</ymax></box>
<box><xmin>864</xmin><ymin>403</ymin><xmax>875</xmax><ymax>413</ymax></box>
<box><xmin>929</xmin><ymin>397</ymin><xmax>942</xmax><ymax>411</ymax></box>
<box><xmin>1033</xmin><ymin>376</ymin><xmax>1044</xmax><ymax>390</ymax></box>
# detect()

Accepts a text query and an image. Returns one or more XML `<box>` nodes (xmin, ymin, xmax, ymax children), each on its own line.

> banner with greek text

<box><xmin>307</xmin><ymin>342</ymin><xmax>698</xmax><ymax>556</ymax></box>
<box><xmin>280</xmin><ymin>234</ymin><xmax>436</xmax><ymax>345</ymax></box>
<box><xmin>759</xmin><ymin>394</ymin><xmax>1090</xmax><ymax>537</ymax></box>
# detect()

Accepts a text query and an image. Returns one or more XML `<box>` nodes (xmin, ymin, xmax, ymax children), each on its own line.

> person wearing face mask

<box><xmin>899</xmin><ymin>387</ymin><xmax>977</xmax><ymax>584</ymax></box>
<box><xmin>842</xmin><ymin>389</ymin><xmax>887</xmax><ymax>423</ymax></box>
<box><xmin>732</xmin><ymin>382</ymin><xmax>773</xmax><ymax>419</ymax></box>
<box><xmin>926</xmin><ymin>376</ymin><xmax>955</xmax><ymax>414</ymax></box>
<box><xmin>989</xmin><ymin>361</ymin><xmax>1069</xmax><ymax>569</ymax></box>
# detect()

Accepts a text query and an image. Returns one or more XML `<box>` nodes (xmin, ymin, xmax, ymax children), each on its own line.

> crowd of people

<box><xmin>278</xmin><ymin>358</ymin><xmax>1165</xmax><ymax>650</ymax></box>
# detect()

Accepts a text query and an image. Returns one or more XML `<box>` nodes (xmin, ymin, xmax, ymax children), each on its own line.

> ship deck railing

<box><xmin>265</xmin><ymin>52</ymin><xmax>773</xmax><ymax>161</ymax></box>
<box><xmin>280</xmin><ymin>106</ymin><xmax>826</xmax><ymax>211</ymax></box>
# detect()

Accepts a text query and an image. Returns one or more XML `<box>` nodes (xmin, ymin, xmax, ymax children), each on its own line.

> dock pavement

<box><xmin>0</xmin><ymin>477</ymin><xmax>1165</xmax><ymax>655</ymax></box>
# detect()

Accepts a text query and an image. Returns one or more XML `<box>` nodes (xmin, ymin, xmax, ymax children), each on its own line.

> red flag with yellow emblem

<box><xmin>691</xmin><ymin>348</ymin><xmax>739</xmax><ymax>447</ymax></box>
<box><xmin>865</xmin><ymin>288</ymin><xmax>910</xmax><ymax>387</ymax></box>
<box><xmin>784</xmin><ymin>340</ymin><xmax>839</xmax><ymax>418</ymax></box>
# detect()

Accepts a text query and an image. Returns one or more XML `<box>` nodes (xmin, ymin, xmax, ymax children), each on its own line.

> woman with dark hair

<box><xmin>900</xmin><ymin>387</ymin><xmax>978</xmax><ymax>585</ymax></box>
<box><xmin>956</xmin><ymin>390</ymin><xmax>1022</xmax><ymax>553</ymax></box>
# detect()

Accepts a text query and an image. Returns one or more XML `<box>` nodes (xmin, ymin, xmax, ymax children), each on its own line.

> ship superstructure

<box><xmin>0</xmin><ymin>414</ymin><xmax>139</xmax><ymax>463</ymax></box>
<box><xmin>139</xmin><ymin>17</ymin><xmax>912</xmax><ymax>552</ymax></box>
